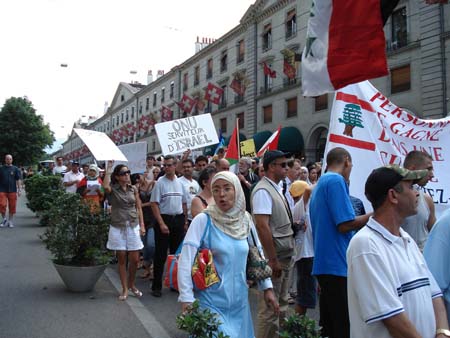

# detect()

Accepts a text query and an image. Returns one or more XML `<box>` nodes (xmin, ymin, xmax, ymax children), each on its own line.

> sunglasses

<box><xmin>272</xmin><ymin>162</ymin><xmax>287</xmax><ymax>168</ymax></box>
<box><xmin>119</xmin><ymin>170</ymin><xmax>131</xmax><ymax>176</ymax></box>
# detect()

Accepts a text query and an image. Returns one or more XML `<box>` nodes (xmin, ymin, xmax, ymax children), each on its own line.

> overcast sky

<box><xmin>0</xmin><ymin>0</ymin><xmax>255</xmax><ymax>141</ymax></box>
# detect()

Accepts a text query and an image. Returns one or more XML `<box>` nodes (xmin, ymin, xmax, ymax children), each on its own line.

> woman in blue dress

<box><xmin>177</xmin><ymin>171</ymin><xmax>279</xmax><ymax>338</ymax></box>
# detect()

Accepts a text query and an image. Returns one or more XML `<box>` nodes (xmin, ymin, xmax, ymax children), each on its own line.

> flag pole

<box><xmin>235</xmin><ymin>118</ymin><xmax>240</xmax><ymax>175</ymax></box>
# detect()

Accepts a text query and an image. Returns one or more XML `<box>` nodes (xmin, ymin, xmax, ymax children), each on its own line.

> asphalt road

<box><xmin>0</xmin><ymin>194</ymin><xmax>318</xmax><ymax>338</ymax></box>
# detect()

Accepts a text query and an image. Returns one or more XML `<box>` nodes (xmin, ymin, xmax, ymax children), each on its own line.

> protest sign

<box><xmin>325</xmin><ymin>81</ymin><xmax>450</xmax><ymax>216</ymax></box>
<box><xmin>155</xmin><ymin>114</ymin><xmax>219</xmax><ymax>156</ymax></box>
<box><xmin>74</xmin><ymin>129</ymin><xmax>127</xmax><ymax>161</ymax></box>
<box><xmin>115</xmin><ymin>142</ymin><xmax>147</xmax><ymax>174</ymax></box>
<box><xmin>240</xmin><ymin>139</ymin><xmax>256</xmax><ymax>158</ymax></box>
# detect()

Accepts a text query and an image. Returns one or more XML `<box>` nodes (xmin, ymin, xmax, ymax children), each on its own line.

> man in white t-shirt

<box><xmin>178</xmin><ymin>159</ymin><xmax>200</xmax><ymax>224</ymax></box>
<box><xmin>63</xmin><ymin>161</ymin><xmax>84</xmax><ymax>193</ymax></box>
<box><xmin>347</xmin><ymin>165</ymin><xmax>448</xmax><ymax>338</ymax></box>
<box><xmin>53</xmin><ymin>156</ymin><xmax>67</xmax><ymax>177</ymax></box>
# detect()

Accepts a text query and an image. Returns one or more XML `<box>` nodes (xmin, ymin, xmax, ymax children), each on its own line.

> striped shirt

<box><xmin>150</xmin><ymin>175</ymin><xmax>187</xmax><ymax>215</ymax></box>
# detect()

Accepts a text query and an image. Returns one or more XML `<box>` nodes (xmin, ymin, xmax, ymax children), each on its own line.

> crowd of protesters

<box><xmin>3</xmin><ymin>146</ymin><xmax>450</xmax><ymax>338</ymax></box>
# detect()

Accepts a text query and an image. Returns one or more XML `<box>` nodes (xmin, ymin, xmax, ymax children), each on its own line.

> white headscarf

<box><xmin>203</xmin><ymin>171</ymin><xmax>251</xmax><ymax>240</ymax></box>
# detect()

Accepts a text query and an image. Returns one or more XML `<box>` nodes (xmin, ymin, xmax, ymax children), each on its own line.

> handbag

<box><xmin>191</xmin><ymin>214</ymin><xmax>220</xmax><ymax>290</ymax></box>
<box><xmin>246</xmin><ymin>228</ymin><xmax>272</xmax><ymax>282</ymax></box>
<box><xmin>164</xmin><ymin>242</ymin><xmax>182</xmax><ymax>291</ymax></box>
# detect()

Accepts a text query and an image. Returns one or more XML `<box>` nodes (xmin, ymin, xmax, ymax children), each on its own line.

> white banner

<box><xmin>325</xmin><ymin>81</ymin><xmax>450</xmax><ymax>216</ymax></box>
<box><xmin>74</xmin><ymin>129</ymin><xmax>127</xmax><ymax>161</ymax></box>
<box><xmin>155</xmin><ymin>114</ymin><xmax>219</xmax><ymax>156</ymax></box>
<box><xmin>116</xmin><ymin>142</ymin><xmax>147</xmax><ymax>174</ymax></box>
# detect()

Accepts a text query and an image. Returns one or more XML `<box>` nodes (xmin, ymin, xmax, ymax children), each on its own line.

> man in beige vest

<box><xmin>251</xmin><ymin>150</ymin><xmax>295</xmax><ymax>338</ymax></box>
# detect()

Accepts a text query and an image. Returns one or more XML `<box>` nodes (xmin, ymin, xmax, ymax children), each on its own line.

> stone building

<box><xmin>57</xmin><ymin>0</ymin><xmax>449</xmax><ymax>164</ymax></box>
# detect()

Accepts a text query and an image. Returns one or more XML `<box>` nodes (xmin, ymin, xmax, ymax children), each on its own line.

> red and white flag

<box><xmin>301</xmin><ymin>0</ymin><xmax>392</xmax><ymax>96</ymax></box>
<box><xmin>230</xmin><ymin>78</ymin><xmax>246</xmax><ymax>96</ymax></box>
<box><xmin>138</xmin><ymin>116</ymin><xmax>149</xmax><ymax>132</ymax></box>
<box><xmin>176</xmin><ymin>94</ymin><xmax>196</xmax><ymax>114</ymax></box>
<box><xmin>257</xmin><ymin>125</ymin><xmax>281</xmax><ymax>157</ymax></box>
<box><xmin>204</xmin><ymin>83</ymin><xmax>224</xmax><ymax>105</ymax></box>
<box><xmin>161</xmin><ymin>106</ymin><xmax>173</xmax><ymax>122</ymax></box>
<box><xmin>126</xmin><ymin>123</ymin><xmax>136</xmax><ymax>136</ymax></box>
<box><xmin>262</xmin><ymin>62</ymin><xmax>276</xmax><ymax>78</ymax></box>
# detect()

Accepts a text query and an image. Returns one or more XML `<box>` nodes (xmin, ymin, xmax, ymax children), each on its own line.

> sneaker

<box><xmin>0</xmin><ymin>219</ymin><xmax>7</xmax><ymax>227</ymax></box>
<box><xmin>7</xmin><ymin>221</ymin><xmax>14</xmax><ymax>228</ymax></box>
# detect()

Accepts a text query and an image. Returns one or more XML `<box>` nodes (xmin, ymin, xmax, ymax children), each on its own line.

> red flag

<box><xmin>225</xmin><ymin>120</ymin><xmax>240</xmax><ymax>165</ymax></box>
<box><xmin>127</xmin><ymin>123</ymin><xmax>136</xmax><ymax>136</ymax></box>
<box><xmin>262</xmin><ymin>62</ymin><xmax>276</xmax><ymax>78</ymax></box>
<box><xmin>195</xmin><ymin>98</ymin><xmax>205</xmax><ymax>111</ymax></box>
<box><xmin>176</xmin><ymin>94</ymin><xmax>196</xmax><ymax>114</ymax></box>
<box><xmin>257</xmin><ymin>125</ymin><xmax>281</xmax><ymax>157</ymax></box>
<box><xmin>120</xmin><ymin>125</ymin><xmax>129</xmax><ymax>137</ymax></box>
<box><xmin>230</xmin><ymin>78</ymin><xmax>246</xmax><ymax>96</ymax></box>
<box><xmin>138</xmin><ymin>116</ymin><xmax>149</xmax><ymax>132</ymax></box>
<box><xmin>204</xmin><ymin>82</ymin><xmax>224</xmax><ymax>105</ymax></box>
<box><xmin>161</xmin><ymin>106</ymin><xmax>173</xmax><ymax>122</ymax></box>
<box><xmin>283</xmin><ymin>59</ymin><xmax>296</xmax><ymax>79</ymax></box>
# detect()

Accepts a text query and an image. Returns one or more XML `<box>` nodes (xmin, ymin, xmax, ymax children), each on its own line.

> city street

<box><xmin>0</xmin><ymin>195</ymin><xmax>318</xmax><ymax>338</ymax></box>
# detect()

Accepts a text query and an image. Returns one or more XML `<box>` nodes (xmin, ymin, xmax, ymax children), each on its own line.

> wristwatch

<box><xmin>437</xmin><ymin>329</ymin><xmax>450</xmax><ymax>337</ymax></box>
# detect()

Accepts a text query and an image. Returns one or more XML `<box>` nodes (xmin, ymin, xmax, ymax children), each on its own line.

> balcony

<box><xmin>234</xmin><ymin>95</ymin><xmax>244</xmax><ymax>104</ymax></box>
<box><xmin>219</xmin><ymin>101</ymin><xmax>227</xmax><ymax>109</ymax></box>
<box><xmin>283</xmin><ymin>78</ymin><xmax>297</xmax><ymax>88</ymax></box>
<box><xmin>260</xmin><ymin>86</ymin><xmax>272</xmax><ymax>95</ymax></box>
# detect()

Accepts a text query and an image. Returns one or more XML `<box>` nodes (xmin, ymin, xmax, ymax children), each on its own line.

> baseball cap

<box><xmin>263</xmin><ymin>150</ymin><xmax>291</xmax><ymax>168</ymax></box>
<box><xmin>289</xmin><ymin>180</ymin><xmax>309</xmax><ymax>198</ymax></box>
<box><xmin>71</xmin><ymin>160</ymin><xmax>80</xmax><ymax>166</ymax></box>
<box><xmin>365</xmin><ymin>165</ymin><xmax>428</xmax><ymax>203</ymax></box>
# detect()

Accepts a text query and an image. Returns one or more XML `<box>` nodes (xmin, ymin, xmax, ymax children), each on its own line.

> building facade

<box><xmin>57</xmin><ymin>0</ymin><xmax>449</xmax><ymax>164</ymax></box>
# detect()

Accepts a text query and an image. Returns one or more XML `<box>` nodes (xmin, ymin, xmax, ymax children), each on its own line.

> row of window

<box><xmin>184</xmin><ymin>39</ymin><xmax>244</xmax><ymax>91</ymax></box>
<box><xmin>262</xmin><ymin>8</ymin><xmax>297</xmax><ymax>51</ymax></box>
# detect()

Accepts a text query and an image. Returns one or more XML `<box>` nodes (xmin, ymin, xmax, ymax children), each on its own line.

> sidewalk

<box><xmin>0</xmin><ymin>194</ymin><xmax>318</xmax><ymax>338</ymax></box>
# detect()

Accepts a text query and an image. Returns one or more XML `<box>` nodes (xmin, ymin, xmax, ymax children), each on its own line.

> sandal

<box><xmin>118</xmin><ymin>294</ymin><xmax>128</xmax><ymax>301</ymax></box>
<box><xmin>129</xmin><ymin>287</ymin><xmax>143</xmax><ymax>298</ymax></box>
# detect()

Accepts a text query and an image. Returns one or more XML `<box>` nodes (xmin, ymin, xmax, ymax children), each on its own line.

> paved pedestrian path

<box><xmin>0</xmin><ymin>194</ymin><xmax>318</xmax><ymax>338</ymax></box>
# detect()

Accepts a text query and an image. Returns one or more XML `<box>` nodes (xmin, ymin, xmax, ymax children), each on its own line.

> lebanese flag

<box><xmin>204</xmin><ymin>83</ymin><xmax>224</xmax><ymax>105</ymax></box>
<box><xmin>225</xmin><ymin>120</ymin><xmax>240</xmax><ymax>165</ymax></box>
<box><xmin>262</xmin><ymin>62</ymin><xmax>276</xmax><ymax>78</ymax></box>
<box><xmin>301</xmin><ymin>0</ymin><xmax>399</xmax><ymax>96</ymax></box>
<box><xmin>176</xmin><ymin>94</ymin><xmax>196</xmax><ymax>114</ymax></box>
<box><xmin>161</xmin><ymin>106</ymin><xmax>173</xmax><ymax>122</ymax></box>
<box><xmin>257</xmin><ymin>125</ymin><xmax>281</xmax><ymax>157</ymax></box>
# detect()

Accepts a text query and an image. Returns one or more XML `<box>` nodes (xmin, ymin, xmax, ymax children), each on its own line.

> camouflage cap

<box><xmin>385</xmin><ymin>164</ymin><xmax>428</xmax><ymax>182</ymax></box>
<box><xmin>365</xmin><ymin>164</ymin><xmax>428</xmax><ymax>204</ymax></box>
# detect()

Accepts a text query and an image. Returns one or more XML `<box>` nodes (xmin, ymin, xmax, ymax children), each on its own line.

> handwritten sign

<box><xmin>74</xmin><ymin>129</ymin><xmax>127</xmax><ymax>161</ymax></box>
<box><xmin>240</xmin><ymin>139</ymin><xmax>256</xmax><ymax>158</ymax></box>
<box><xmin>155</xmin><ymin>114</ymin><xmax>219</xmax><ymax>155</ymax></box>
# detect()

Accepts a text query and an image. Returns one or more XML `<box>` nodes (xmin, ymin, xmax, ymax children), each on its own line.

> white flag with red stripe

<box><xmin>301</xmin><ymin>0</ymin><xmax>389</xmax><ymax>97</ymax></box>
<box><xmin>325</xmin><ymin>81</ymin><xmax>450</xmax><ymax>215</ymax></box>
<box><xmin>257</xmin><ymin>125</ymin><xmax>281</xmax><ymax>157</ymax></box>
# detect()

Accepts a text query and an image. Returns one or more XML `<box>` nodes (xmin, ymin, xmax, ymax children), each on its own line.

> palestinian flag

<box><xmin>257</xmin><ymin>125</ymin><xmax>281</xmax><ymax>157</ymax></box>
<box><xmin>301</xmin><ymin>0</ymin><xmax>399</xmax><ymax>96</ymax></box>
<box><xmin>225</xmin><ymin>121</ymin><xmax>239</xmax><ymax>165</ymax></box>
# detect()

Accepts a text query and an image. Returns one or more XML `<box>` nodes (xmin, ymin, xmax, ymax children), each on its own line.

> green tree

<box><xmin>0</xmin><ymin>97</ymin><xmax>55</xmax><ymax>165</ymax></box>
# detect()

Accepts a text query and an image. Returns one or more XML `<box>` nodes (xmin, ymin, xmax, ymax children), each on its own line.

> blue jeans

<box><xmin>141</xmin><ymin>228</ymin><xmax>155</xmax><ymax>264</ymax></box>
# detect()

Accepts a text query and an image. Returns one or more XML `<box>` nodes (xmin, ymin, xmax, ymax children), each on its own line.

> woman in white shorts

<box><xmin>103</xmin><ymin>161</ymin><xmax>145</xmax><ymax>300</ymax></box>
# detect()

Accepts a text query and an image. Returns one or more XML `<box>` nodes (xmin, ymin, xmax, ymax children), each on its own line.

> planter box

<box><xmin>53</xmin><ymin>263</ymin><xmax>107</xmax><ymax>292</ymax></box>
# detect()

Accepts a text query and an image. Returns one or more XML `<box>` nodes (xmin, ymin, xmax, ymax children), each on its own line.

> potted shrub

<box><xmin>24</xmin><ymin>174</ymin><xmax>63</xmax><ymax>215</ymax></box>
<box><xmin>40</xmin><ymin>192</ymin><xmax>111</xmax><ymax>292</ymax></box>
<box><xmin>279</xmin><ymin>314</ymin><xmax>323</xmax><ymax>338</ymax></box>
<box><xmin>176</xmin><ymin>300</ymin><xmax>230</xmax><ymax>338</ymax></box>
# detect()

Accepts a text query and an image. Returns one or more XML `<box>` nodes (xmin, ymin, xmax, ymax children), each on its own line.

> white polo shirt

<box><xmin>347</xmin><ymin>217</ymin><xmax>442</xmax><ymax>338</ymax></box>
<box><xmin>63</xmin><ymin>171</ymin><xmax>84</xmax><ymax>193</ymax></box>
<box><xmin>178</xmin><ymin>176</ymin><xmax>200</xmax><ymax>220</ymax></box>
